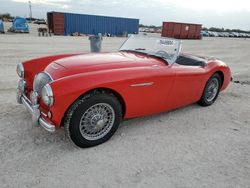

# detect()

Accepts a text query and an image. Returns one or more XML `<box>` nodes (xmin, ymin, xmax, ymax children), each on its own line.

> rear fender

<box><xmin>206</xmin><ymin>60</ymin><xmax>231</xmax><ymax>91</ymax></box>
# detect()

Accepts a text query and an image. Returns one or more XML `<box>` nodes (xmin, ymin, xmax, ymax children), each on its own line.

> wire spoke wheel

<box><xmin>205</xmin><ymin>78</ymin><xmax>219</xmax><ymax>102</ymax></box>
<box><xmin>79</xmin><ymin>103</ymin><xmax>115</xmax><ymax>140</ymax></box>
<box><xmin>198</xmin><ymin>73</ymin><xmax>222</xmax><ymax>106</ymax></box>
<box><xmin>65</xmin><ymin>92</ymin><xmax>122</xmax><ymax>148</ymax></box>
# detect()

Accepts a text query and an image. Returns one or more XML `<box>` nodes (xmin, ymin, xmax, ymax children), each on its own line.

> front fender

<box><xmin>49</xmin><ymin>66</ymin><xmax>168</xmax><ymax>127</ymax></box>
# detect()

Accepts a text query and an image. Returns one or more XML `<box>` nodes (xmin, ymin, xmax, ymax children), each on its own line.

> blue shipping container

<box><xmin>63</xmin><ymin>13</ymin><xmax>139</xmax><ymax>36</ymax></box>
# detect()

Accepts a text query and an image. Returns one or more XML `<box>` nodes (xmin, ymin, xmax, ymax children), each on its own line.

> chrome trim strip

<box><xmin>43</xmin><ymin>71</ymin><xmax>54</xmax><ymax>81</ymax></box>
<box><xmin>41</xmin><ymin>111</ymin><xmax>48</xmax><ymax>117</ymax></box>
<box><xmin>170</xmin><ymin>40</ymin><xmax>182</xmax><ymax>66</ymax></box>
<box><xmin>51</xmin><ymin>64</ymin><xmax>59</xmax><ymax>70</ymax></box>
<box><xmin>16</xmin><ymin>63</ymin><xmax>24</xmax><ymax>78</ymax></box>
<box><xmin>152</xmin><ymin>65</ymin><xmax>160</xmax><ymax>68</ymax></box>
<box><xmin>18</xmin><ymin>79</ymin><xmax>27</xmax><ymax>93</ymax></box>
<box><xmin>30</xmin><ymin>91</ymin><xmax>38</xmax><ymax>106</ymax></box>
<box><xmin>21</xmin><ymin>95</ymin><xmax>33</xmax><ymax>114</ymax></box>
<box><xmin>39</xmin><ymin>118</ymin><xmax>56</xmax><ymax>132</ymax></box>
<box><xmin>20</xmin><ymin>94</ymin><xmax>56</xmax><ymax>133</ymax></box>
<box><xmin>130</xmin><ymin>82</ymin><xmax>154</xmax><ymax>87</ymax></box>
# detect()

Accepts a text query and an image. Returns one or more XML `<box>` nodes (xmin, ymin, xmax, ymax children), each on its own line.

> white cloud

<box><xmin>12</xmin><ymin>0</ymin><xmax>71</xmax><ymax>7</ymax></box>
<box><xmin>4</xmin><ymin>0</ymin><xmax>250</xmax><ymax>30</ymax></box>
<box><xmin>147</xmin><ymin>0</ymin><xmax>250</xmax><ymax>11</ymax></box>
<box><xmin>11</xmin><ymin>0</ymin><xmax>250</xmax><ymax>11</ymax></box>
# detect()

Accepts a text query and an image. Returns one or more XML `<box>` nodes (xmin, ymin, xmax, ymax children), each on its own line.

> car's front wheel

<box><xmin>64</xmin><ymin>91</ymin><xmax>122</xmax><ymax>148</ymax></box>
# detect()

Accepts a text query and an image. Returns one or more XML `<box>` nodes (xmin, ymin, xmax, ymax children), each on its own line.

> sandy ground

<box><xmin>0</xmin><ymin>23</ymin><xmax>250</xmax><ymax>188</ymax></box>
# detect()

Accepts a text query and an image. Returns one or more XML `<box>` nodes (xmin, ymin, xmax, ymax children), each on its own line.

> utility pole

<box><xmin>29</xmin><ymin>1</ymin><xmax>32</xmax><ymax>22</ymax></box>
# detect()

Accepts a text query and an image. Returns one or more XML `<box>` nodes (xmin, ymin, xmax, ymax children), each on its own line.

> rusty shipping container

<box><xmin>161</xmin><ymin>22</ymin><xmax>202</xmax><ymax>39</ymax></box>
<box><xmin>47</xmin><ymin>12</ymin><xmax>64</xmax><ymax>35</ymax></box>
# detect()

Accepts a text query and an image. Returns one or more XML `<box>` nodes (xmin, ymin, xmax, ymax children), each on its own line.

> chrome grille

<box><xmin>33</xmin><ymin>72</ymin><xmax>52</xmax><ymax>96</ymax></box>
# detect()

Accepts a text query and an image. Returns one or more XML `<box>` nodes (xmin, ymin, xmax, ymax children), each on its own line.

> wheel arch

<box><xmin>214</xmin><ymin>71</ymin><xmax>224</xmax><ymax>88</ymax></box>
<box><xmin>84</xmin><ymin>87</ymin><xmax>126</xmax><ymax>117</ymax></box>
<box><xmin>61</xmin><ymin>87</ymin><xmax>127</xmax><ymax>127</ymax></box>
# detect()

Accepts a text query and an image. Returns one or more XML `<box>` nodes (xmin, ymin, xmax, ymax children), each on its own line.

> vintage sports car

<box><xmin>17</xmin><ymin>35</ymin><xmax>231</xmax><ymax>148</ymax></box>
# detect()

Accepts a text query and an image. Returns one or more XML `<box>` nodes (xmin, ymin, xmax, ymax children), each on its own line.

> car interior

<box><xmin>175</xmin><ymin>54</ymin><xmax>207</xmax><ymax>66</ymax></box>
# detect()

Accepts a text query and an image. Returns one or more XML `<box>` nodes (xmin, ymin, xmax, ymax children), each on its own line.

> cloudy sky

<box><xmin>1</xmin><ymin>0</ymin><xmax>250</xmax><ymax>30</ymax></box>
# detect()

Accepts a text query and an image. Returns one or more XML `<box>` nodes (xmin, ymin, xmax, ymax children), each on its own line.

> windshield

<box><xmin>119</xmin><ymin>35</ymin><xmax>182</xmax><ymax>64</ymax></box>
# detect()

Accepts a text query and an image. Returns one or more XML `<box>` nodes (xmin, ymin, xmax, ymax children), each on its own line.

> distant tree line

<box><xmin>0</xmin><ymin>12</ymin><xmax>46</xmax><ymax>22</ymax></box>
<box><xmin>139</xmin><ymin>24</ymin><xmax>161</xmax><ymax>29</ymax></box>
<box><xmin>140</xmin><ymin>24</ymin><xmax>250</xmax><ymax>34</ymax></box>
<box><xmin>0</xmin><ymin>13</ymin><xmax>14</xmax><ymax>20</ymax></box>
<box><xmin>202</xmin><ymin>27</ymin><xmax>250</xmax><ymax>34</ymax></box>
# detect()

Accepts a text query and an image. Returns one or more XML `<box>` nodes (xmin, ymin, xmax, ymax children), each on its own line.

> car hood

<box><xmin>45</xmin><ymin>52</ymin><xmax>165</xmax><ymax>80</ymax></box>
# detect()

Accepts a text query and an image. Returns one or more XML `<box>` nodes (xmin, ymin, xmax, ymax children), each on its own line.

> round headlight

<box><xmin>33</xmin><ymin>72</ymin><xmax>52</xmax><ymax>96</ymax></box>
<box><xmin>16</xmin><ymin>63</ymin><xmax>24</xmax><ymax>78</ymax></box>
<box><xmin>41</xmin><ymin>84</ymin><xmax>54</xmax><ymax>107</ymax></box>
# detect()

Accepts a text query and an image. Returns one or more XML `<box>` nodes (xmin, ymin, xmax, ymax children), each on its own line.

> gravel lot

<box><xmin>0</xmin><ymin>23</ymin><xmax>250</xmax><ymax>188</ymax></box>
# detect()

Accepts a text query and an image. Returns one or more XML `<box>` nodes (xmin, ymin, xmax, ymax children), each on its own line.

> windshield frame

<box><xmin>119</xmin><ymin>35</ymin><xmax>182</xmax><ymax>65</ymax></box>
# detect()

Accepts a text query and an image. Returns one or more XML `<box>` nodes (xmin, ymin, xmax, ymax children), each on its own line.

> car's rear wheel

<box><xmin>198</xmin><ymin>73</ymin><xmax>222</xmax><ymax>106</ymax></box>
<box><xmin>64</xmin><ymin>91</ymin><xmax>122</xmax><ymax>148</ymax></box>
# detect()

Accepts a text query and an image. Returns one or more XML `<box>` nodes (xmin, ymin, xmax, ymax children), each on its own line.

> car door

<box><xmin>166</xmin><ymin>64</ymin><xmax>207</xmax><ymax>110</ymax></box>
<box><xmin>122</xmin><ymin>64</ymin><xmax>176</xmax><ymax>118</ymax></box>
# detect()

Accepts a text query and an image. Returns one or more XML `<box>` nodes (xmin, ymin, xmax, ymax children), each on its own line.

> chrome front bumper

<box><xmin>17</xmin><ymin>90</ymin><xmax>56</xmax><ymax>133</ymax></box>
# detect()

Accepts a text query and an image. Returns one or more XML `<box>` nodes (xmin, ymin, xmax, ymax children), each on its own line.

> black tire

<box><xmin>64</xmin><ymin>91</ymin><xmax>122</xmax><ymax>148</ymax></box>
<box><xmin>198</xmin><ymin>73</ymin><xmax>222</xmax><ymax>106</ymax></box>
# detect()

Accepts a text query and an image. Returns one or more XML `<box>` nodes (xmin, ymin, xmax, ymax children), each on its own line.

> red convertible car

<box><xmin>17</xmin><ymin>36</ymin><xmax>231</xmax><ymax>147</ymax></box>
